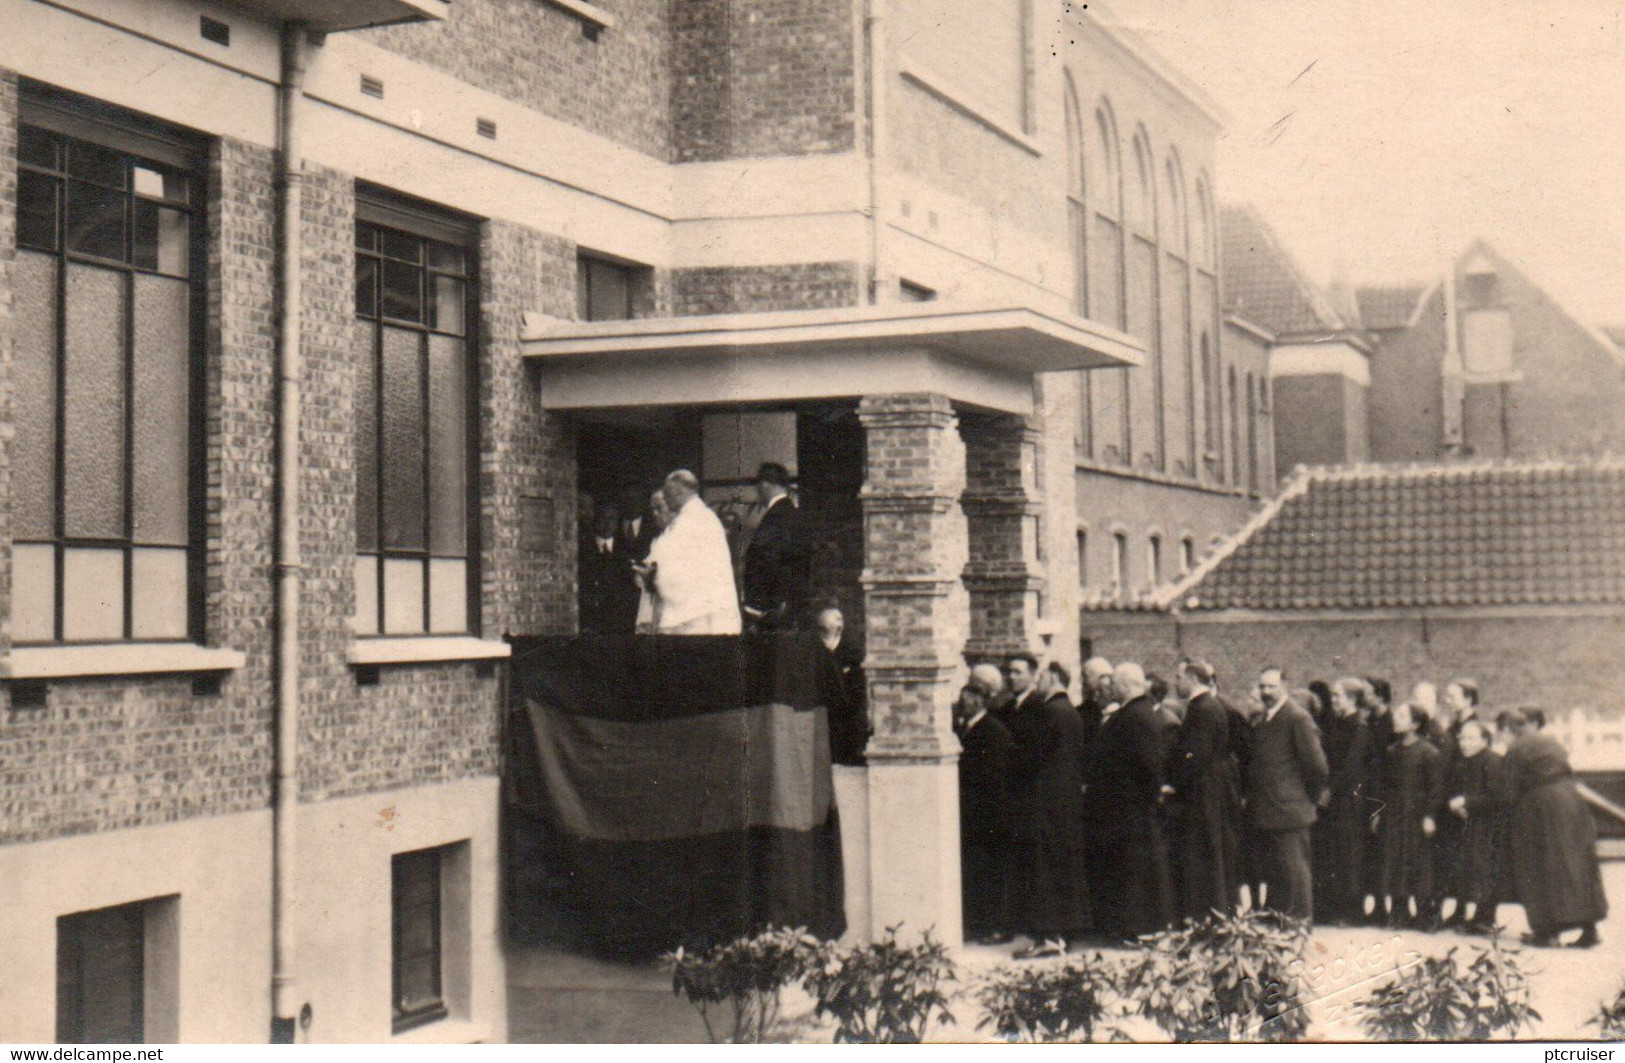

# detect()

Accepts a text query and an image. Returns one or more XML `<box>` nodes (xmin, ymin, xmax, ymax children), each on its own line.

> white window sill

<box><xmin>1</xmin><ymin>643</ymin><xmax>247</xmax><ymax>681</ymax></box>
<box><xmin>545</xmin><ymin>0</ymin><xmax>614</xmax><ymax>29</ymax></box>
<box><xmin>392</xmin><ymin>1018</ymin><xmax>490</xmax><ymax>1045</ymax></box>
<box><xmin>347</xmin><ymin>636</ymin><xmax>512</xmax><ymax>666</ymax></box>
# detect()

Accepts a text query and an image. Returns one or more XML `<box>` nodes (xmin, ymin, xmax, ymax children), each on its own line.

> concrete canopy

<box><xmin>521</xmin><ymin>303</ymin><xmax>1144</xmax><ymax>416</ymax></box>
<box><xmin>220</xmin><ymin>0</ymin><xmax>449</xmax><ymax>32</ymax></box>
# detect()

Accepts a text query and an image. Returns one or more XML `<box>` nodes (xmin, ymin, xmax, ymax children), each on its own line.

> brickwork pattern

<box><xmin>859</xmin><ymin>394</ymin><xmax>969</xmax><ymax>759</ymax></box>
<box><xmin>960</xmin><ymin>411</ymin><xmax>1045</xmax><ymax>661</ymax></box>
<box><xmin>671</xmin><ymin>262</ymin><xmax>861</xmax><ymax>316</ymax></box>
<box><xmin>0</xmin><ymin>136</ymin><xmax>284</xmax><ymax>844</ymax></box>
<box><xmin>364</xmin><ymin>0</ymin><xmax>671</xmax><ymax>160</ymax></box>
<box><xmin>481</xmin><ymin>220</ymin><xmax>578</xmax><ymax>638</ymax></box>
<box><xmin>1083</xmin><ymin>613</ymin><xmax>1625</xmax><ymax>722</ymax></box>
<box><xmin>671</xmin><ymin>0</ymin><xmax>856</xmax><ymax>163</ymax></box>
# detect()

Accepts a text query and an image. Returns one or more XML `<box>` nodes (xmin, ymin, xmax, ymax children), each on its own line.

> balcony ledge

<box><xmin>222</xmin><ymin>0</ymin><xmax>449</xmax><ymax>33</ymax></box>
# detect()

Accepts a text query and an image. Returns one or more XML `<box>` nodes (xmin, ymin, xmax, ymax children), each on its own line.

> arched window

<box><xmin>1192</xmin><ymin>174</ymin><xmax>1215</xmax><ymax>267</ymax></box>
<box><xmin>1064</xmin><ymin>77</ymin><xmax>1092</xmax><ymax>457</ymax></box>
<box><xmin>1076</xmin><ymin>529</ymin><xmax>1089</xmax><ymax>589</ymax></box>
<box><xmin>1125</xmin><ymin>131</ymin><xmax>1154</xmax><ymax>235</ymax></box>
<box><xmin>1180</xmin><ymin>536</ymin><xmax>1195</xmax><ymax>574</ymax></box>
<box><xmin>1111</xmin><ymin>531</ymin><xmax>1128</xmax><ymax>598</ymax></box>
<box><xmin>1228</xmin><ymin>366</ymin><xmax>1241</xmax><ymax>486</ymax></box>
<box><xmin>1093</xmin><ymin>107</ymin><xmax>1121</xmax><ymax>220</ymax></box>
<box><xmin>1162</xmin><ymin>152</ymin><xmax>1187</xmax><ymax>257</ymax></box>
<box><xmin>1246</xmin><ymin>373</ymin><xmax>1259</xmax><ymax>492</ymax></box>
<box><xmin>1201</xmin><ymin>332</ymin><xmax>1220</xmax><ymax>461</ymax></box>
<box><xmin>1147</xmin><ymin>534</ymin><xmax>1162</xmax><ymax>591</ymax></box>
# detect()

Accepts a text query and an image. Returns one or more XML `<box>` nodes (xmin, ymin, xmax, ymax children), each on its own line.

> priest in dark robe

<box><xmin>1444</xmin><ymin>717</ymin><xmax>1507</xmax><ymax>934</ymax></box>
<box><xmin>1083</xmin><ymin>661</ymin><xmax>1173</xmax><ymax>941</ymax></box>
<box><xmin>1313</xmin><ymin>678</ymin><xmax>1373</xmax><ymax>925</ymax></box>
<box><xmin>1360</xmin><ymin>676</ymin><xmax>1396</xmax><ymax>924</ymax></box>
<box><xmin>1165</xmin><ymin>658</ymin><xmax>1235</xmax><ymax>920</ymax></box>
<box><xmin>954</xmin><ymin>681</ymin><xmax>1015</xmax><ymax>944</ymax></box>
<box><xmin>1079</xmin><ymin>656</ymin><xmax>1114</xmax><ymax>755</ymax></box>
<box><xmin>1004</xmin><ymin>653</ymin><xmax>1092</xmax><ymax>957</ymax></box>
<box><xmin>1503</xmin><ymin>709</ymin><xmax>1607</xmax><ymax>947</ymax></box>
<box><xmin>1374</xmin><ymin>701</ymin><xmax>1445</xmax><ymax>927</ymax></box>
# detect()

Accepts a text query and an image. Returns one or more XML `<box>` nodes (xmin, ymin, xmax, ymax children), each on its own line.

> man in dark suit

<box><xmin>741</xmin><ymin>462</ymin><xmax>809</xmax><ymax>631</ymax></box>
<box><xmin>578</xmin><ymin>498</ymin><xmax>640</xmax><ymax>634</ymax></box>
<box><xmin>1166</xmin><ymin>657</ymin><xmax>1237</xmax><ymax>920</ymax></box>
<box><xmin>1083</xmin><ymin>661</ymin><xmax>1173</xmax><ymax>941</ymax></box>
<box><xmin>1244</xmin><ymin>667</ymin><xmax>1329</xmax><ymax>920</ymax></box>
<box><xmin>1003</xmin><ymin>653</ymin><xmax>1092</xmax><ymax>957</ymax></box>
<box><xmin>815</xmin><ymin>606</ymin><xmax>869</xmax><ymax>766</ymax></box>
<box><xmin>1079</xmin><ymin>656</ymin><xmax>1114</xmax><ymax>753</ymax></box>
<box><xmin>954</xmin><ymin>680</ymin><xmax>1015</xmax><ymax>944</ymax></box>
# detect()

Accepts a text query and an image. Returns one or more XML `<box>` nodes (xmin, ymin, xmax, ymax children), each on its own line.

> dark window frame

<box><xmin>576</xmin><ymin>253</ymin><xmax>636</xmax><ymax>322</ymax></box>
<box><xmin>355</xmin><ymin>191</ymin><xmax>481</xmax><ymax>637</ymax></box>
<box><xmin>14</xmin><ymin>86</ymin><xmax>207</xmax><ymax>646</ymax></box>
<box><xmin>57</xmin><ymin>901</ymin><xmax>147</xmax><ymax>1044</ymax></box>
<box><xmin>391</xmin><ymin>847</ymin><xmax>448</xmax><ymax>1033</ymax></box>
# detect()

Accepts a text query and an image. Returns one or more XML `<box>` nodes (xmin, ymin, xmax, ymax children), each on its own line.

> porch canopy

<box><xmin>521</xmin><ymin>301</ymin><xmax>1144</xmax><ymax>415</ymax></box>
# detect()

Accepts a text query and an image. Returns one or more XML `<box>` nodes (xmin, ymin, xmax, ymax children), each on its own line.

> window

<box><xmin>1180</xmin><ymin>536</ymin><xmax>1195</xmax><ymax>574</ymax></box>
<box><xmin>1111</xmin><ymin>532</ymin><xmax>1128</xmax><ymax>598</ymax></box>
<box><xmin>1463</xmin><ymin>308</ymin><xmax>1515</xmax><ymax>374</ymax></box>
<box><xmin>57</xmin><ymin>897</ymin><xmax>178</xmax><ymax>1043</ymax></box>
<box><xmin>577</xmin><ymin>254</ymin><xmax>636</xmax><ymax>321</ymax></box>
<box><xmin>355</xmin><ymin>200</ymin><xmax>478</xmax><ymax>637</ymax></box>
<box><xmin>1162</xmin><ymin>154</ymin><xmax>1187</xmax><ymax>256</ymax></box>
<box><xmin>392</xmin><ymin>847</ymin><xmax>447</xmax><ymax>1032</ymax></box>
<box><xmin>1246</xmin><ymin>373</ymin><xmax>1259</xmax><ymax>493</ymax></box>
<box><xmin>1076</xmin><ymin>530</ymin><xmax>1088</xmax><ymax>589</ymax></box>
<box><xmin>1125</xmin><ymin>133</ymin><xmax>1154</xmax><ymax>235</ymax></box>
<box><xmin>1201</xmin><ymin>332</ymin><xmax>1220</xmax><ymax>460</ymax></box>
<box><xmin>1228</xmin><ymin>367</ymin><xmax>1241</xmax><ymax>486</ymax></box>
<box><xmin>1192</xmin><ymin>174</ymin><xmax>1215</xmax><ymax>267</ymax></box>
<box><xmin>1147</xmin><ymin>535</ymin><xmax>1162</xmax><ymax>590</ymax></box>
<box><xmin>13</xmin><ymin>100</ymin><xmax>204</xmax><ymax>644</ymax></box>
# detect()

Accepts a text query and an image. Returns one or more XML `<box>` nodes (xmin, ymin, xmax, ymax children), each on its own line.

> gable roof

<box><xmin>1355</xmin><ymin>284</ymin><xmax>1427</xmax><ymax>332</ymax></box>
<box><xmin>1138</xmin><ymin>459</ymin><xmax>1625</xmax><ymax>613</ymax></box>
<box><xmin>1219</xmin><ymin>203</ymin><xmax>1349</xmax><ymax>336</ymax></box>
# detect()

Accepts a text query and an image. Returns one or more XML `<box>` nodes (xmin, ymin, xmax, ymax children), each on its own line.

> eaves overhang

<box><xmin>522</xmin><ymin>303</ymin><xmax>1144</xmax><ymax>416</ymax></box>
<box><xmin>218</xmin><ymin>0</ymin><xmax>449</xmax><ymax>33</ymax></box>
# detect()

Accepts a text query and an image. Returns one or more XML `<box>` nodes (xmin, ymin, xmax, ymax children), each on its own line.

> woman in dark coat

<box><xmin>1374</xmin><ymin>702</ymin><xmax>1445</xmax><ymax>927</ymax></box>
<box><xmin>1360</xmin><ymin>677</ymin><xmax>1396</xmax><ymax>924</ymax></box>
<box><xmin>1005</xmin><ymin>676</ymin><xmax>1093</xmax><ymax>950</ymax></box>
<box><xmin>1504</xmin><ymin>709</ymin><xmax>1607</xmax><ymax>947</ymax></box>
<box><xmin>1314</xmin><ymin>678</ymin><xmax>1373</xmax><ymax>925</ymax></box>
<box><xmin>1443</xmin><ymin>718</ymin><xmax>1506</xmax><ymax>934</ymax></box>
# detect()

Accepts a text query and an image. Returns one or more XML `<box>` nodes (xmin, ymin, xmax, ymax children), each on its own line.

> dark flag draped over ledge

<box><xmin>505</xmin><ymin>633</ymin><xmax>846</xmax><ymax>958</ymax></box>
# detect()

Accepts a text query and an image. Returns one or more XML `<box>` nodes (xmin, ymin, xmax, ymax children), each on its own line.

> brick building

<box><xmin>1251</xmin><ymin>223</ymin><xmax>1625</xmax><ymax>474</ymax></box>
<box><xmin>0</xmin><ymin>0</ymin><xmax>1269</xmax><ymax>1042</ymax></box>
<box><xmin>1082</xmin><ymin>459</ymin><xmax>1625</xmax><ymax>730</ymax></box>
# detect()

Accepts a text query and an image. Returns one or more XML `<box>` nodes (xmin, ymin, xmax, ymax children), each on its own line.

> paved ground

<box><xmin>506</xmin><ymin>863</ymin><xmax>1625</xmax><ymax>1043</ymax></box>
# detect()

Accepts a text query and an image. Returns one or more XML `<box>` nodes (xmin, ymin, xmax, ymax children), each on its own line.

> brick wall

<box><xmin>480</xmin><ymin>220</ymin><xmax>578</xmax><ymax>638</ymax></box>
<box><xmin>0</xmin><ymin>71</ymin><xmax>15</xmax><ymax>667</ymax></box>
<box><xmin>671</xmin><ymin>262</ymin><xmax>861</xmax><ymax>315</ymax></box>
<box><xmin>671</xmin><ymin>0</ymin><xmax>855</xmax><ymax>163</ymax></box>
<box><xmin>363</xmin><ymin>0</ymin><xmax>671</xmax><ymax>160</ymax></box>
<box><xmin>1074</xmin><ymin>471</ymin><xmax>1255</xmax><ymax>598</ymax></box>
<box><xmin>1083</xmin><ymin>611</ymin><xmax>1625</xmax><ymax>719</ymax></box>
<box><xmin>0</xmin><ymin>135</ymin><xmax>283</xmax><ymax>845</ymax></box>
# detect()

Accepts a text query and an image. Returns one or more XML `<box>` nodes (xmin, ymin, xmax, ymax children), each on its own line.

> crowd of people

<box><xmin>955</xmin><ymin>658</ymin><xmax>1610</xmax><ymax>958</ymax></box>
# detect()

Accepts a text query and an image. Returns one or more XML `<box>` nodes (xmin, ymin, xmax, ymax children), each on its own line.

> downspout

<box><xmin>272</xmin><ymin>21</ymin><xmax>310</xmax><ymax>1045</ymax></box>
<box><xmin>864</xmin><ymin>0</ymin><xmax>889</xmax><ymax>304</ymax></box>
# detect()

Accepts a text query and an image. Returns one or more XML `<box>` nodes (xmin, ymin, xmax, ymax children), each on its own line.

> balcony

<box><xmin>217</xmin><ymin>0</ymin><xmax>449</xmax><ymax>33</ymax></box>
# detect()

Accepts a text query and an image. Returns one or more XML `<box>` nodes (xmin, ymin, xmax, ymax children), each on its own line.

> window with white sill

<box><xmin>354</xmin><ymin>196</ymin><xmax>479</xmax><ymax>637</ymax></box>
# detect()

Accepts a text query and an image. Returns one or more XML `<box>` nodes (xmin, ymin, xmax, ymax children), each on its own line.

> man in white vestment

<box><xmin>636</xmin><ymin>470</ymin><xmax>742</xmax><ymax>635</ymax></box>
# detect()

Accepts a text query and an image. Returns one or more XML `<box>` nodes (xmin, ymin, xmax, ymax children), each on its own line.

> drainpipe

<box><xmin>864</xmin><ymin>0</ymin><xmax>889</xmax><ymax>303</ymax></box>
<box><xmin>271</xmin><ymin>20</ymin><xmax>310</xmax><ymax>1046</ymax></box>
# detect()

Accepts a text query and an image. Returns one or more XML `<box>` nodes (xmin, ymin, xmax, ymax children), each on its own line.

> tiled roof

<box><xmin>1219</xmin><ymin>203</ymin><xmax>1348</xmax><ymax>335</ymax></box>
<box><xmin>1355</xmin><ymin>284</ymin><xmax>1427</xmax><ymax>331</ymax></box>
<box><xmin>1143</xmin><ymin>459</ymin><xmax>1625</xmax><ymax>612</ymax></box>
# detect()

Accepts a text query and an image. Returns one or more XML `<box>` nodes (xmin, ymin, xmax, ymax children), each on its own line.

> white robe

<box><xmin>644</xmin><ymin>496</ymin><xmax>742</xmax><ymax>635</ymax></box>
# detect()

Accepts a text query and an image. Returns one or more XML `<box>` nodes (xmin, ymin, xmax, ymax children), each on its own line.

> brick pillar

<box><xmin>856</xmin><ymin>393</ymin><xmax>968</xmax><ymax>947</ymax></box>
<box><xmin>959</xmin><ymin>411</ymin><xmax>1045</xmax><ymax>662</ymax></box>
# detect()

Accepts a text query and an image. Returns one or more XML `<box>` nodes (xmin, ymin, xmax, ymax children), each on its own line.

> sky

<box><xmin>1112</xmin><ymin>0</ymin><xmax>1625</xmax><ymax>325</ymax></box>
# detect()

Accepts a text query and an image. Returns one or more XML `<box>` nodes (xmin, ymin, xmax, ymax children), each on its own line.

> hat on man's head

<box><xmin>755</xmin><ymin>462</ymin><xmax>792</xmax><ymax>488</ymax></box>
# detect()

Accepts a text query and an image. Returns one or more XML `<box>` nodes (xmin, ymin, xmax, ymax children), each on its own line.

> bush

<box><xmin>1117</xmin><ymin>908</ymin><xmax>1312</xmax><ymax>1042</ymax></box>
<box><xmin>802</xmin><ymin>925</ymin><xmax>956</xmax><ymax>1043</ymax></box>
<box><xmin>977</xmin><ymin>952</ymin><xmax>1123</xmax><ymax>1043</ymax></box>
<box><xmin>1351</xmin><ymin>935</ymin><xmax>1541</xmax><ymax>1041</ymax></box>
<box><xmin>1594</xmin><ymin>985</ymin><xmax>1625</xmax><ymax>1040</ymax></box>
<box><xmin>664</xmin><ymin>926</ymin><xmax>823</xmax><ymax>1043</ymax></box>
